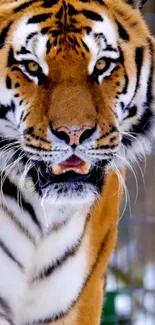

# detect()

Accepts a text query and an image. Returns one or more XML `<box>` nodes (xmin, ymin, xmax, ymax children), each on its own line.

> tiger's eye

<box><xmin>95</xmin><ymin>58</ymin><xmax>106</xmax><ymax>71</ymax></box>
<box><xmin>27</xmin><ymin>61</ymin><xmax>40</xmax><ymax>72</ymax></box>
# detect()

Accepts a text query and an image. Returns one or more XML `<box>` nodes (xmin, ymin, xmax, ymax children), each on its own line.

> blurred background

<box><xmin>102</xmin><ymin>2</ymin><xmax>155</xmax><ymax>324</ymax></box>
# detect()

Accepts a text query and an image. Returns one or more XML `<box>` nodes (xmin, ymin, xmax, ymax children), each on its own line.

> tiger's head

<box><xmin>0</xmin><ymin>0</ymin><xmax>154</xmax><ymax>203</ymax></box>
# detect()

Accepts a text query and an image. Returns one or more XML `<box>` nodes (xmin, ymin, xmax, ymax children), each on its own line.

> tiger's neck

<box><xmin>0</xmin><ymin>169</ymin><xmax>93</xmax><ymax>235</ymax></box>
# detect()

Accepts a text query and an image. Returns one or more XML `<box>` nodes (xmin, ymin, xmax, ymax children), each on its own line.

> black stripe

<box><xmin>81</xmin><ymin>10</ymin><xmax>103</xmax><ymax>22</ymax></box>
<box><xmin>33</xmin><ymin>242</ymin><xmax>80</xmax><ymax>281</ymax></box>
<box><xmin>135</xmin><ymin>47</ymin><xmax>144</xmax><ymax>92</ymax></box>
<box><xmin>46</xmin><ymin>39</ymin><xmax>51</xmax><ymax>54</ymax></box>
<box><xmin>0</xmin><ymin>104</ymin><xmax>9</xmax><ymax>118</ymax></box>
<box><xmin>124</xmin><ymin>46</ymin><xmax>144</xmax><ymax>112</ymax></box>
<box><xmin>83</xmin><ymin>26</ymin><xmax>92</xmax><ymax>34</ymax></box>
<box><xmin>116</xmin><ymin>47</ymin><xmax>129</xmax><ymax>96</ymax></box>
<box><xmin>17</xmin><ymin>46</ymin><xmax>31</xmax><ymax>55</ymax></box>
<box><xmin>10</xmin><ymin>100</ymin><xmax>15</xmax><ymax>112</ymax></box>
<box><xmin>15</xmin><ymin>83</ymin><xmax>20</xmax><ymax>88</ymax></box>
<box><xmin>24</xmin><ymin>127</ymin><xmax>34</xmax><ymax>135</ymax></box>
<box><xmin>19</xmin><ymin>110</ymin><xmax>24</xmax><ymax>122</ymax></box>
<box><xmin>96</xmin><ymin>0</ymin><xmax>106</xmax><ymax>6</ymax></box>
<box><xmin>0</xmin><ymin>22</ymin><xmax>12</xmax><ymax>50</ymax></box>
<box><xmin>124</xmin><ymin>105</ymin><xmax>138</xmax><ymax>119</ymax></box>
<box><xmin>81</xmin><ymin>40</ymin><xmax>89</xmax><ymax>52</ymax></box>
<box><xmin>145</xmin><ymin>38</ymin><xmax>154</xmax><ymax>109</ymax></box>
<box><xmin>122</xmin><ymin>107</ymin><xmax>153</xmax><ymax>146</ymax></box>
<box><xmin>121</xmin><ymin>72</ymin><xmax>129</xmax><ymax>95</ymax></box>
<box><xmin>99</xmin><ymin>132</ymin><xmax>111</xmax><ymax>139</ymax></box>
<box><xmin>0</xmin><ymin>297</ymin><xmax>12</xmax><ymax>316</ymax></box>
<box><xmin>97</xmin><ymin>144</ymin><xmax>118</xmax><ymax>150</ymax></box>
<box><xmin>0</xmin><ymin>296</ymin><xmax>14</xmax><ymax>325</ymax></box>
<box><xmin>42</xmin><ymin>0</ymin><xmax>59</xmax><ymax>8</ymax></box>
<box><xmin>55</xmin><ymin>6</ymin><xmax>64</xmax><ymax>19</ymax></box>
<box><xmin>68</xmin><ymin>4</ymin><xmax>79</xmax><ymax>16</ymax></box>
<box><xmin>63</xmin><ymin>1</ymin><xmax>67</xmax><ymax>27</ymax></box>
<box><xmin>14</xmin><ymin>0</ymin><xmax>34</xmax><ymax>13</ymax></box>
<box><xmin>104</xmin><ymin>45</ymin><xmax>118</xmax><ymax>52</ymax></box>
<box><xmin>50</xmin><ymin>29</ymin><xmax>62</xmax><ymax>37</ymax></box>
<box><xmin>27</xmin><ymin>13</ymin><xmax>51</xmax><ymax>24</ymax></box>
<box><xmin>7</xmin><ymin>47</ymin><xmax>17</xmax><ymax>67</ymax></box>
<box><xmin>122</xmin><ymin>38</ymin><xmax>155</xmax><ymax>145</ymax></box>
<box><xmin>19</xmin><ymin>99</ymin><xmax>24</xmax><ymax>106</ymax></box>
<box><xmin>26</xmin><ymin>32</ymin><xmax>38</xmax><ymax>44</ymax></box>
<box><xmin>0</xmin><ymin>312</ymin><xmax>14</xmax><ymax>325</ymax></box>
<box><xmin>25</xmin><ymin>143</ymin><xmax>52</xmax><ymax>152</ymax></box>
<box><xmin>11</xmin><ymin>67</ymin><xmax>21</xmax><ymax>73</ymax></box>
<box><xmin>0</xmin><ymin>239</ymin><xmax>23</xmax><ymax>270</ymax></box>
<box><xmin>0</xmin><ymin>101</ymin><xmax>15</xmax><ymax>118</ymax></box>
<box><xmin>116</xmin><ymin>19</ymin><xmax>129</xmax><ymax>41</ymax></box>
<box><xmin>72</xmin><ymin>37</ymin><xmax>80</xmax><ymax>49</ymax></box>
<box><xmin>26</xmin><ymin>133</ymin><xmax>50</xmax><ymax>144</ymax></box>
<box><xmin>41</xmin><ymin>27</ymin><xmax>50</xmax><ymax>35</ymax></box>
<box><xmin>1</xmin><ymin>204</ymin><xmax>36</xmax><ymax>245</ymax></box>
<box><xmin>79</xmin><ymin>0</ymin><xmax>105</xmax><ymax>5</ymax></box>
<box><xmin>33</xmin><ymin>214</ymin><xmax>90</xmax><ymax>281</ymax></box>
<box><xmin>6</xmin><ymin>76</ymin><xmax>12</xmax><ymax>89</ymax></box>
<box><xmin>22</xmin><ymin>111</ymin><xmax>30</xmax><ymax>122</ymax></box>
<box><xmin>2</xmin><ymin>176</ymin><xmax>42</xmax><ymax>233</ymax></box>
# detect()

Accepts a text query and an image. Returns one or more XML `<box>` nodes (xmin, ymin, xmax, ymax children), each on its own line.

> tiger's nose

<box><xmin>51</xmin><ymin>125</ymin><xmax>97</xmax><ymax>146</ymax></box>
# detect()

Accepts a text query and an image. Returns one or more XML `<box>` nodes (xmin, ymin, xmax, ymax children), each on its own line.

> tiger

<box><xmin>0</xmin><ymin>0</ymin><xmax>154</xmax><ymax>324</ymax></box>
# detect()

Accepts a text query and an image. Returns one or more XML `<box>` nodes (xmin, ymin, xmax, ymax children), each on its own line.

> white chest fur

<box><xmin>0</xmin><ymin>188</ymin><xmax>91</xmax><ymax>325</ymax></box>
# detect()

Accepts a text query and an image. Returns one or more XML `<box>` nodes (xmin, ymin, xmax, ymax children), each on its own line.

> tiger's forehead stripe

<box><xmin>0</xmin><ymin>0</ymin><xmax>137</xmax><ymax>65</ymax></box>
<box><xmin>0</xmin><ymin>21</ymin><xmax>12</xmax><ymax>50</ymax></box>
<box><xmin>14</xmin><ymin>0</ymin><xmax>35</xmax><ymax>13</ymax></box>
<box><xmin>9</xmin><ymin>2</ymin><xmax>120</xmax><ymax>69</ymax></box>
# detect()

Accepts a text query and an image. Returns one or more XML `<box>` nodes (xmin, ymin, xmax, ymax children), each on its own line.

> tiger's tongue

<box><xmin>52</xmin><ymin>156</ymin><xmax>91</xmax><ymax>175</ymax></box>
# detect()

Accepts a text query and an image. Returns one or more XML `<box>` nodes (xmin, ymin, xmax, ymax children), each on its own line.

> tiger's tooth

<box><xmin>51</xmin><ymin>161</ymin><xmax>91</xmax><ymax>175</ymax></box>
<box><xmin>81</xmin><ymin>162</ymin><xmax>91</xmax><ymax>174</ymax></box>
<box><xmin>52</xmin><ymin>164</ymin><xmax>62</xmax><ymax>175</ymax></box>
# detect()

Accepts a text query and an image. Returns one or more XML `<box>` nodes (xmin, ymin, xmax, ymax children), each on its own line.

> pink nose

<box><xmin>52</xmin><ymin>125</ymin><xmax>96</xmax><ymax>146</ymax></box>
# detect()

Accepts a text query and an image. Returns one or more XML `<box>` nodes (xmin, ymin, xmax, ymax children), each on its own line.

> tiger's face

<box><xmin>0</xmin><ymin>0</ymin><xmax>154</xmax><ymax>203</ymax></box>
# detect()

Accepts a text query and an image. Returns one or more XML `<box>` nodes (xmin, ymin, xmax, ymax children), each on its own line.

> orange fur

<box><xmin>50</xmin><ymin>169</ymin><xmax>125</xmax><ymax>325</ymax></box>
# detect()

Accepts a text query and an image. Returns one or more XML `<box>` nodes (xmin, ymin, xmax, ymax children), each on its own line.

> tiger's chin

<box><xmin>30</xmin><ymin>158</ymin><xmax>109</xmax><ymax>204</ymax></box>
<box><xmin>42</xmin><ymin>181</ymin><xmax>99</xmax><ymax>205</ymax></box>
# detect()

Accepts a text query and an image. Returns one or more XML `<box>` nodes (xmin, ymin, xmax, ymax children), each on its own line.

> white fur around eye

<box><xmin>12</xmin><ymin>17</ymin><xmax>40</xmax><ymax>52</ymax></box>
<box><xmin>12</xmin><ymin>17</ymin><xmax>49</xmax><ymax>77</ymax></box>
<box><xmin>98</xmin><ymin>62</ymin><xmax>116</xmax><ymax>83</ymax></box>
<box><xmin>19</xmin><ymin>64</ymin><xmax>39</xmax><ymax>84</ymax></box>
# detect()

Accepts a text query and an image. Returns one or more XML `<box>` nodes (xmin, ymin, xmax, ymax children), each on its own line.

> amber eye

<box><xmin>26</xmin><ymin>61</ymin><xmax>40</xmax><ymax>73</ymax></box>
<box><xmin>95</xmin><ymin>58</ymin><xmax>107</xmax><ymax>71</ymax></box>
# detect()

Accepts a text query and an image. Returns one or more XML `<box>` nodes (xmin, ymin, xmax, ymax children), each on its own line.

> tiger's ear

<box><xmin>127</xmin><ymin>0</ymin><xmax>148</xmax><ymax>9</ymax></box>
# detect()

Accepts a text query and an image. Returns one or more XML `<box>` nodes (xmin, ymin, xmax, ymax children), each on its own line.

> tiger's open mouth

<box><xmin>51</xmin><ymin>155</ymin><xmax>91</xmax><ymax>176</ymax></box>
<box><xmin>34</xmin><ymin>155</ymin><xmax>109</xmax><ymax>194</ymax></box>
